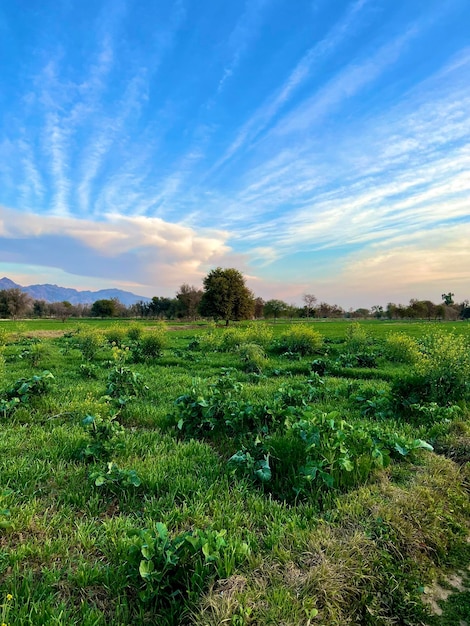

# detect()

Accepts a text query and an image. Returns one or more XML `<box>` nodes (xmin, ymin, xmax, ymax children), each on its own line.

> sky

<box><xmin>0</xmin><ymin>0</ymin><xmax>469</xmax><ymax>308</ymax></box>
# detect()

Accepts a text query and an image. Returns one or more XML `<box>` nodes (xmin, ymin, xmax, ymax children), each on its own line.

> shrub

<box><xmin>133</xmin><ymin>326</ymin><xmax>167</xmax><ymax>361</ymax></box>
<box><xmin>127</xmin><ymin>322</ymin><xmax>143</xmax><ymax>341</ymax></box>
<box><xmin>237</xmin><ymin>343</ymin><xmax>267</xmax><ymax>373</ymax></box>
<box><xmin>391</xmin><ymin>330</ymin><xmax>470</xmax><ymax>408</ymax></box>
<box><xmin>199</xmin><ymin>323</ymin><xmax>273</xmax><ymax>353</ymax></box>
<box><xmin>76</xmin><ymin>328</ymin><xmax>104</xmax><ymax>361</ymax></box>
<box><xmin>104</xmin><ymin>324</ymin><xmax>127</xmax><ymax>347</ymax></box>
<box><xmin>385</xmin><ymin>333</ymin><xmax>421</xmax><ymax>364</ymax></box>
<box><xmin>345</xmin><ymin>322</ymin><xmax>369</xmax><ymax>349</ymax></box>
<box><xmin>417</xmin><ymin>330</ymin><xmax>470</xmax><ymax>403</ymax></box>
<box><xmin>275</xmin><ymin>325</ymin><xmax>323</xmax><ymax>356</ymax></box>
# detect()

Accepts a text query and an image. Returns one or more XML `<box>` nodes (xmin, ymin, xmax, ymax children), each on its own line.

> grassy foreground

<box><xmin>0</xmin><ymin>319</ymin><xmax>469</xmax><ymax>625</ymax></box>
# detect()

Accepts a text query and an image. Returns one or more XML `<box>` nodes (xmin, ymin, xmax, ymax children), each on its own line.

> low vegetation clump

<box><xmin>132</xmin><ymin>325</ymin><xmax>168</xmax><ymax>361</ymax></box>
<box><xmin>385</xmin><ymin>331</ymin><xmax>421</xmax><ymax>363</ymax></box>
<box><xmin>274</xmin><ymin>324</ymin><xmax>323</xmax><ymax>355</ymax></box>
<box><xmin>0</xmin><ymin>319</ymin><xmax>468</xmax><ymax>625</ymax></box>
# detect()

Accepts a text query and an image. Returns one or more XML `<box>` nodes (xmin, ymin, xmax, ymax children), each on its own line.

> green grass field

<box><xmin>0</xmin><ymin>320</ymin><xmax>469</xmax><ymax>625</ymax></box>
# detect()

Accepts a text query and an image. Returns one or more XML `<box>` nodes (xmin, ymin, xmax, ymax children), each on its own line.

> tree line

<box><xmin>0</xmin><ymin>269</ymin><xmax>469</xmax><ymax>322</ymax></box>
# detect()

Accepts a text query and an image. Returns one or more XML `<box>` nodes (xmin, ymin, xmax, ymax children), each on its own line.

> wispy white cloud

<box><xmin>17</xmin><ymin>138</ymin><xmax>45</xmax><ymax>208</ymax></box>
<box><xmin>77</xmin><ymin>71</ymin><xmax>149</xmax><ymax>214</ymax></box>
<box><xmin>213</xmin><ymin>0</ymin><xmax>371</xmax><ymax>168</ymax></box>
<box><xmin>208</xmin><ymin>47</ymin><xmax>470</xmax><ymax>250</ymax></box>
<box><xmin>217</xmin><ymin>0</ymin><xmax>271</xmax><ymax>93</ymax></box>
<box><xmin>45</xmin><ymin>112</ymin><xmax>71</xmax><ymax>216</ymax></box>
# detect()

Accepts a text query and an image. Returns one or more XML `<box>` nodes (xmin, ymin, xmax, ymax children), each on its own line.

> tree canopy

<box><xmin>199</xmin><ymin>268</ymin><xmax>254</xmax><ymax>325</ymax></box>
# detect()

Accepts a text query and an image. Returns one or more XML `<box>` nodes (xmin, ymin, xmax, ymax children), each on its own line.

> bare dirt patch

<box><xmin>21</xmin><ymin>330</ymin><xmax>67</xmax><ymax>338</ymax></box>
<box><xmin>423</xmin><ymin>571</ymin><xmax>469</xmax><ymax>617</ymax></box>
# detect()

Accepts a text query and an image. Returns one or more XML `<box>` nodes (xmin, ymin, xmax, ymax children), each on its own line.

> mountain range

<box><xmin>0</xmin><ymin>277</ymin><xmax>151</xmax><ymax>306</ymax></box>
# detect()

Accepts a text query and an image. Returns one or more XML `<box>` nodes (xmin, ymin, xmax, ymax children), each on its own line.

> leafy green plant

<box><xmin>0</xmin><ymin>396</ymin><xmax>20</xmax><ymax>418</ymax></box>
<box><xmin>285</xmin><ymin>411</ymin><xmax>432</xmax><ymax>498</ymax></box>
<box><xmin>355</xmin><ymin>389</ymin><xmax>393</xmax><ymax>420</ymax></box>
<box><xmin>311</xmin><ymin>357</ymin><xmax>329</xmax><ymax>375</ymax></box>
<box><xmin>20</xmin><ymin>340</ymin><xmax>50</xmax><ymax>367</ymax></box>
<box><xmin>274</xmin><ymin>375</ymin><xmax>325</xmax><ymax>410</ymax></box>
<box><xmin>90</xmin><ymin>462</ymin><xmax>141</xmax><ymax>491</ymax></box>
<box><xmin>228</xmin><ymin>447</ymin><xmax>272</xmax><ymax>483</ymax></box>
<box><xmin>79</xmin><ymin>362</ymin><xmax>99</xmax><ymax>379</ymax></box>
<box><xmin>289</xmin><ymin>411</ymin><xmax>382</xmax><ymax>494</ymax></box>
<box><xmin>409</xmin><ymin>402</ymin><xmax>462</xmax><ymax>424</ymax></box>
<box><xmin>104</xmin><ymin>366</ymin><xmax>147</xmax><ymax>407</ymax></box>
<box><xmin>80</xmin><ymin>413</ymin><xmax>125</xmax><ymax>459</ymax></box>
<box><xmin>128</xmin><ymin>522</ymin><xmax>249</xmax><ymax>606</ymax></box>
<box><xmin>4</xmin><ymin>371</ymin><xmax>54</xmax><ymax>403</ymax></box>
<box><xmin>335</xmin><ymin>349</ymin><xmax>378</xmax><ymax>368</ymax></box>
<box><xmin>173</xmin><ymin>370</ymin><xmax>243</xmax><ymax>437</ymax></box>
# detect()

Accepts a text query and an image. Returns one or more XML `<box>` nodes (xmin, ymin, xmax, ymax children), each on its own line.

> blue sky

<box><xmin>1</xmin><ymin>0</ymin><xmax>469</xmax><ymax>307</ymax></box>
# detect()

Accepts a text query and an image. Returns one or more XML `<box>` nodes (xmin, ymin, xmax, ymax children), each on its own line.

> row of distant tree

<box><xmin>0</xmin><ymin>270</ymin><xmax>469</xmax><ymax>322</ymax></box>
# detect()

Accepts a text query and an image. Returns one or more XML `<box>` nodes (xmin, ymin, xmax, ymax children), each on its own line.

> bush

<box><xmin>76</xmin><ymin>328</ymin><xmax>104</xmax><ymax>361</ymax></box>
<box><xmin>237</xmin><ymin>343</ymin><xmax>267</xmax><ymax>373</ymax></box>
<box><xmin>199</xmin><ymin>323</ymin><xmax>273</xmax><ymax>353</ymax></box>
<box><xmin>391</xmin><ymin>331</ymin><xmax>470</xmax><ymax>409</ymax></box>
<box><xmin>417</xmin><ymin>330</ymin><xmax>470</xmax><ymax>403</ymax></box>
<box><xmin>127</xmin><ymin>322</ymin><xmax>143</xmax><ymax>341</ymax></box>
<box><xmin>104</xmin><ymin>324</ymin><xmax>127</xmax><ymax>347</ymax></box>
<box><xmin>133</xmin><ymin>326</ymin><xmax>167</xmax><ymax>361</ymax></box>
<box><xmin>275</xmin><ymin>325</ymin><xmax>323</xmax><ymax>356</ymax></box>
<box><xmin>385</xmin><ymin>333</ymin><xmax>421</xmax><ymax>364</ymax></box>
<box><xmin>345</xmin><ymin>322</ymin><xmax>369</xmax><ymax>349</ymax></box>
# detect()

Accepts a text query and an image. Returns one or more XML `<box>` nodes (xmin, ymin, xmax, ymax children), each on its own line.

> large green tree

<box><xmin>264</xmin><ymin>299</ymin><xmax>289</xmax><ymax>321</ymax></box>
<box><xmin>199</xmin><ymin>268</ymin><xmax>254</xmax><ymax>325</ymax></box>
<box><xmin>91</xmin><ymin>299</ymin><xmax>117</xmax><ymax>318</ymax></box>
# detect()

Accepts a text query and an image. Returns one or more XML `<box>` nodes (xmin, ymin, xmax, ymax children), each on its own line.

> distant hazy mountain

<box><xmin>0</xmin><ymin>277</ymin><xmax>151</xmax><ymax>306</ymax></box>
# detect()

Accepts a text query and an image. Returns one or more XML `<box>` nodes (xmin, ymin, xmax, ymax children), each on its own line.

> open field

<box><xmin>0</xmin><ymin>320</ymin><xmax>469</xmax><ymax>625</ymax></box>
